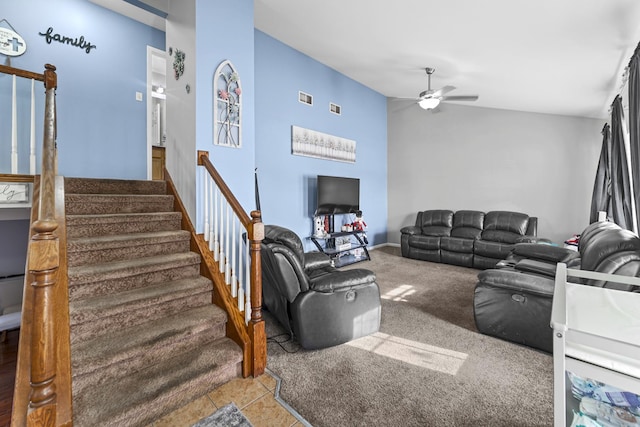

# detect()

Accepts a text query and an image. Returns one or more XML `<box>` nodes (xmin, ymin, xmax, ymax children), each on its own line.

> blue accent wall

<box><xmin>1</xmin><ymin>0</ymin><xmax>164</xmax><ymax>178</ymax></box>
<box><xmin>255</xmin><ymin>31</ymin><xmax>388</xmax><ymax>250</ymax></box>
<box><xmin>195</xmin><ymin>0</ymin><xmax>255</xmax><ymax>213</ymax></box>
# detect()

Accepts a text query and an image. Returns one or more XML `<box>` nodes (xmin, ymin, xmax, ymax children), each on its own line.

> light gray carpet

<box><xmin>265</xmin><ymin>246</ymin><xmax>553</xmax><ymax>427</ymax></box>
<box><xmin>191</xmin><ymin>403</ymin><xmax>253</xmax><ymax>427</ymax></box>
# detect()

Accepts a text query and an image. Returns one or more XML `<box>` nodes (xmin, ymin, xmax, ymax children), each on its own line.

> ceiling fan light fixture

<box><xmin>418</xmin><ymin>97</ymin><xmax>440</xmax><ymax>110</ymax></box>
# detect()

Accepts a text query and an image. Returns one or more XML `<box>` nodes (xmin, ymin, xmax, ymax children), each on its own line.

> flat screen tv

<box><xmin>315</xmin><ymin>175</ymin><xmax>360</xmax><ymax>215</ymax></box>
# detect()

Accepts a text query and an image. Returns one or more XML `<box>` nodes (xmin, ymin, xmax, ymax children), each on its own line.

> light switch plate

<box><xmin>136</xmin><ymin>92</ymin><xmax>143</xmax><ymax>101</ymax></box>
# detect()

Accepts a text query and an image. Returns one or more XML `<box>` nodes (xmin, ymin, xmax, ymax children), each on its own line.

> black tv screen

<box><xmin>316</xmin><ymin>175</ymin><xmax>360</xmax><ymax>215</ymax></box>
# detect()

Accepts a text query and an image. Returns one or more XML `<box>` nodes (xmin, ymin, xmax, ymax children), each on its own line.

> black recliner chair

<box><xmin>474</xmin><ymin>220</ymin><xmax>640</xmax><ymax>353</ymax></box>
<box><xmin>261</xmin><ymin>225</ymin><xmax>381</xmax><ymax>350</ymax></box>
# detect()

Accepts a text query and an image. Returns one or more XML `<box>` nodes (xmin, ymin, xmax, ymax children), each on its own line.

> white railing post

<box><xmin>11</xmin><ymin>75</ymin><xmax>18</xmax><ymax>174</ymax></box>
<box><xmin>240</xmin><ymin>237</ymin><xmax>250</xmax><ymax>317</ymax></box>
<box><xmin>208</xmin><ymin>178</ymin><xmax>214</xmax><ymax>247</ymax></box>
<box><xmin>219</xmin><ymin>198</ymin><xmax>226</xmax><ymax>273</ymax></box>
<box><xmin>231</xmin><ymin>216</ymin><xmax>237</xmax><ymax>297</ymax></box>
<box><xmin>225</xmin><ymin>203</ymin><xmax>231</xmax><ymax>284</ymax></box>
<box><xmin>30</xmin><ymin>78</ymin><xmax>36</xmax><ymax>174</ymax></box>
<box><xmin>213</xmin><ymin>188</ymin><xmax>219</xmax><ymax>257</ymax></box>
<box><xmin>203</xmin><ymin>169</ymin><xmax>209</xmax><ymax>242</ymax></box>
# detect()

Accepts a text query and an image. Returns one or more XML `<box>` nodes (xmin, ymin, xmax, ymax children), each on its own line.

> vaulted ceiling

<box><xmin>254</xmin><ymin>0</ymin><xmax>640</xmax><ymax>119</ymax></box>
<box><xmin>98</xmin><ymin>0</ymin><xmax>640</xmax><ymax>119</ymax></box>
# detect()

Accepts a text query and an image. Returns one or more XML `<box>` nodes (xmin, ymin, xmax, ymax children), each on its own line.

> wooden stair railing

<box><xmin>195</xmin><ymin>151</ymin><xmax>266</xmax><ymax>378</ymax></box>
<box><xmin>9</xmin><ymin>65</ymin><xmax>73</xmax><ymax>427</ymax></box>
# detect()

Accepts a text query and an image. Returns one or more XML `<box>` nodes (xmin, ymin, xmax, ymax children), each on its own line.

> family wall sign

<box><xmin>39</xmin><ymin>27</ymin><xmax>96</xmax><ymax>54</ymax></box>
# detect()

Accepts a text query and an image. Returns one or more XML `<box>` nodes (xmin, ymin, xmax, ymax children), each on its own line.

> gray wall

<box><xmin>387</xmin><ymin>101</ymin><xmax>604</xmax><ymax>245</ymax></box>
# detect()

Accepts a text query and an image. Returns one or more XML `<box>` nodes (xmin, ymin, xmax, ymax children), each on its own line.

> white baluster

<box><xmin>30</xmin><ymin>79</ymin><xmax>36</xmax><ymax>174</ymax></box>
<box><xmin>208</xmin><ymin>177</ymin><xmax>214</xmax><ymax>246</ymax></box>
<box><xmin>238</xmin><ymin>278</ymin><xmax>245</xmax><ymax>313</ymax></box>
<box><xmin>245</xmin><ymin>259</ymin><xmax>251</xmax><ymax>325</ymax></box>
<box><xmin>213</xmin><ymin>188</ymin><xmax>219</xmax><ymax>257</ymax></box>
<box><xmin>203</xmin><ymin>170</ymin><xmax>209</xmax><ymax>241</ymax></box>
<box><xmin>241</xmin><ymin>238</ymin><xmax>250</xmax><ymax>317</ymax></box>
<box><xmin>238</xmin><ymin>226</ymin><xmax>243</xmax><ymax>304</ymax></box>
<box><xmin>231</xmin><ymin>216</ymin><xmax>237</xmax><ymax>297</ymax></box>
<box><xmin>225</xmin><ymin>203</ymin><xmax>231</xmax><ymax>284</ymax></box>
<box><xmin>219</xmin><ymin>198</ymin><xmax>226</xmax><ymax>273</ymax></box>
<box><xmin>11</xmin><ymin>75</ymin><xmax>18</xmax><ymax>174</ymax></box>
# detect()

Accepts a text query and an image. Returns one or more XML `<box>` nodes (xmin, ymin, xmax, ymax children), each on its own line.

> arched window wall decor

<box><xmin>213</xmin><ymin>60</ymin><xmax>242</xmax><ymax>148</ymax></box>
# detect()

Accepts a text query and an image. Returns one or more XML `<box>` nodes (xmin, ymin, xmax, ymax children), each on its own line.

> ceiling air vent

<box><xmin>299</xmin><ymin>91</ymin><xmax>313</xmax><ymax>105</ymax></box>
<box><xmin>330</xmin><ymin>102</ymin><xmax>341</xmax><ymax>115</ymax></box>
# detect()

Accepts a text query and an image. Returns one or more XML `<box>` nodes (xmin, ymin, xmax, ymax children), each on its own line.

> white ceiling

<box><xmin>95</xmin><ymin>0</ymin><xmax>640</xmax><ymax>119</ymax></box>
<box><xmin>254</xmin><ymin>0</ymin><xmax>640</xmax><ymax>119</ymax></box>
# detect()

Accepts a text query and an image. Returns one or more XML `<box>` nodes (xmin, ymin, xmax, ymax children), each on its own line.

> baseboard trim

<box><xmin>370</xmin><ymin>242</ymin><xmax>400</xmax><ymax>250</ymax></box>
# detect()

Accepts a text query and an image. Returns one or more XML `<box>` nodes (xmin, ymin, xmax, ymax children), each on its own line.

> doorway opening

<box><xmin>147</xmin><ymin>46</ymin><xmax>166</xmax><ymax>180</ymax></box>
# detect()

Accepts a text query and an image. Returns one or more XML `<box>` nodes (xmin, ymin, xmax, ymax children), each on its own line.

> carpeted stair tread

<box><xmin>67</xmin><ymin>230</ymin><xmax>191</xmax><ymax>266</ymax></box>
<box><xmin>65</xmin><ymin>193</ymin><xmax>175</xmax><ymax>215</ymax></box>
<box><xmin>72</xmin><ymin>338</ymin><xmax>242</xmax><ymax>427</ymax></box>
<box><xmin>65</xmin><ymin>212</ymin><xmax>182</xmax><ymax>238</ymax></box>
<box><xmin>68</xmin><ymin>252</ymin><xmax>200</xmax><ymax>287</ymax></box>
<box><xmin>69</xmin><ymin>276</ymin><xmax>213</xmax><ymax>335</ymax></box>
<box><xmin>64</xmin><ymin>177</ymin><xmax>167</xmax><ymax>195</ymax></box>
<box><xmin>69</xmin><ymin>276</ymin><xmax>212</xmax><ymax>323</ymax></box>
<box><xmin>71</xmin><ymin>305</ymin><xmax>227</xmax><ymax>377</ymax></box>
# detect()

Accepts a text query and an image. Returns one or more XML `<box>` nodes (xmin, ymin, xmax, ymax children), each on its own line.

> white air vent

<box><xmin>330</xmin><ymin>102</ymin><xmax>341</xmax><ymax>115</ymax></box>
<box><xmin>299</xmin><ymin>91</ymin><xmax>313</xmax><ymax>105</ymax></box>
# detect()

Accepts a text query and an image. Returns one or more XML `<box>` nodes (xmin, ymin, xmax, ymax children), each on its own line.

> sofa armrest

<box><xmin>310</xmin><ymin>268</ymin><xmax>376</xmax><ymax>293</ymax></box>
<box><xmin>512</xmin><ymin>243</ymin><xmax>579</xmax><ymax>263</ymax></box>
<box><xmin>514</xmin><ymin>259</ymin><xmax>558</xmax><ymax>277</ymax></box>
<box><xmin>401</xmin><ymin>226</ymin><xmax>421</xmax><ymax>235</ymax></box>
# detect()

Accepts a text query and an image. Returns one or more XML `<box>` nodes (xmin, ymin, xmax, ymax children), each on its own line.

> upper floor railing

<box><xmin>0</xmin><ymin>64</ymin><xmax>47</xmax><ymax>176</ymax></box>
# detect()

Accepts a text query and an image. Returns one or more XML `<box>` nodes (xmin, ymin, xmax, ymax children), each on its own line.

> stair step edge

<box><xmin>73</xmin><ymin>338</ymin><xmax>242</xmax><ymax>427</ymax></box>
<box><xmin>69</xmin><ymin>276</ymin><xmax>212</xmax><ymax>324</ymax></box>
<box><xmin>68</xmin><ymin>252</ymin><xmax>201</xmax><ymax>283</ymax></box>
<box><xmin>71</xmin><ymin>305</ymin><xmax>227</xmax><ymax>368</ymax></box>
<box><xmin>68</xmin><ymin>230</ymin><xmax>191</xmax><ymax>250</ymax></box>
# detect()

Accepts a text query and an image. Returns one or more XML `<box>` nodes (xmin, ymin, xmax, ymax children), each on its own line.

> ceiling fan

<box><xmin>414</xmin><ymin>67</ymin><xmax>479</xmax><ymax>110</ymax></box>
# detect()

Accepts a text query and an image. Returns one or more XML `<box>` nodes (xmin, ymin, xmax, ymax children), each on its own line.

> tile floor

<box><xmin>149</xmin><ymin>370</ymin><xmax>308</xmax><ymax>427</ymax></box>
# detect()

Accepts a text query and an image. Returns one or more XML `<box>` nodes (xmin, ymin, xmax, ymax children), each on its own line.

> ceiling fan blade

<box><xmin>432</xmin><ymin>85</ymin><xmax>456</xmax><ymax>97</ymax></box>
<box><xmin>390</xmin><ymin>96</ymin><xmax>420</xmax><ymax>102</ymax></box>
<box><xmin>442</xmin><ymin>95</ymin><xmax>479</xmax><ymax>102</ymax></box>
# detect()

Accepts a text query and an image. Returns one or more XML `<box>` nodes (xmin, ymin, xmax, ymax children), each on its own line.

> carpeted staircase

<box><xmin>64</xmin><ymin>177</ymin><xmax>242</xmax><ymax>426</ymax></box>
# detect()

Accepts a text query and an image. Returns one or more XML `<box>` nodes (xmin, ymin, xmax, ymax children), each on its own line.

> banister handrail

<box><xmin>198</xmin><ymin>151</ymin><xmax>251</xmax><ymax>228</ymax></box>
<box><xmin>0</xmin><ymin>64</ymin><xmax>45</xmax><ymax>82</ymax></box>
<box><xmin>196</xmin><ymin>151</ymin><xmax>266</xmax><ymax>378</ymax></box>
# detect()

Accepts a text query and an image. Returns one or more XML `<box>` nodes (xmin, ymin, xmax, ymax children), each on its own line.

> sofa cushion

<box><xmin>451</xmin><ymin>210</ymin><xmax>484</xmax><ymax>240</ymax></box>
<box><xmin>408</xmin><ymin>234</ymin><xmax>440</xmax><ymax>250</ymax></box>
<box><xmin>474</xmin><ymin>239</ymin><xmax>515</xmax><ymax>259</ymax></box>
<box><xmin>441</xmin><ymin>236</ymin><xmax>475</xmax><ymax>253</ymax></box>
<box><xmin>483</xmin><ymin>211</ymin><xmax>530</xmax><ymax>235</ymax></box>
<box><xmin>417</xmin><ymin>210</ymin><xmax>453</xmax><ymax>236</ymax></box>
<box><xmin>481</xmin><ymin>229</ymin><xmax>522</xmax><ymax>244</ymax></box>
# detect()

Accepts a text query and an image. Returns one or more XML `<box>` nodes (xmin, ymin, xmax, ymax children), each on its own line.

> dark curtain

<box><xmin>609</xmin><ymin>95</ymin><xmax>634</xmax><ymax>230</ymax></box>
<box><xmin>590</xmin><ymin>124</ymin><xmax>611</xmax><ymax>223</ymax></box>
<box><xmin>628</xmin><ymin>42</ymin><xmax>640</xmax><ymax>232</ymax></box>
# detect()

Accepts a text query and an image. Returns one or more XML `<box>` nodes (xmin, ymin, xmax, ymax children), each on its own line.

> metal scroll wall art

<box><xmin>213</xmin><ymin>60</ymin><xmax>242</xmax><ymax>148</ymax></box>
<box><xmin>292</xmin><ymin>126</ymin><xmax>356</xmax><ymax>163</ymax></box>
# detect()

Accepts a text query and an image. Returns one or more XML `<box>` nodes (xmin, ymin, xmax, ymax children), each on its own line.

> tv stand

<box><xmin>310</xmin><ymin>230</ymin><xmax>370</xmax><ymax>268</ymax></box>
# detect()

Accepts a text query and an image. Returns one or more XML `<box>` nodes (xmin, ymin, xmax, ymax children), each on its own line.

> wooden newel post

<box><xmin>28</xmin><ymin>222</ymin><xmax>59</xmax><ymax>423</ymax></box>
<box><xmin>27</xmin><ymin>63</ymin><xmax>59</xmax><ymax>425</ymax></box>
<box><xmin>249</xmin><ymin>211</ymin><xmax>266</xmax><ymax>376</ymax></box>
